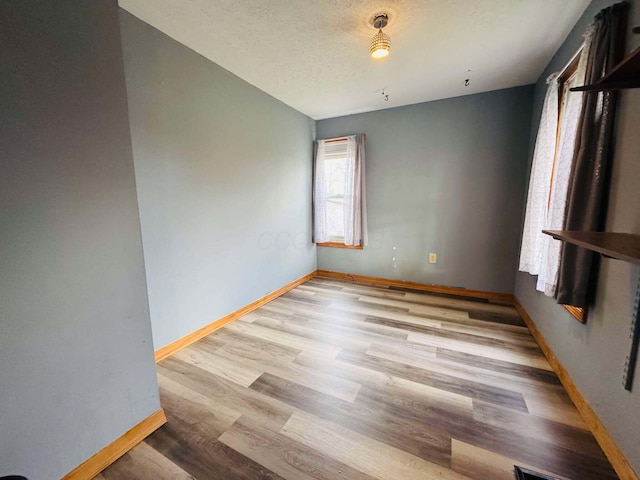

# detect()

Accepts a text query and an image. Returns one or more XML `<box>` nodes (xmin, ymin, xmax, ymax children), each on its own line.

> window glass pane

<box><xmin>323</xmin><ymin>142</ymin><xmax>348</xmax><ymax>239</ymax></box>
<box><xmin>327</xmin><ymin>158</ymin><xmax>347</xmax><ymax>196</ymax></box>
<box><xmin>327</xmin><ymin>199</ymin><xmax>344</xmax><ymax>238</ymax></box>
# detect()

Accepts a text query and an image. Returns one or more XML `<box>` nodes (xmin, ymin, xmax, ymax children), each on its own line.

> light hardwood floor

<box><xmin>97</xmin><ymin>277</ymin><xmax>618</xmax><ymax>480</ymax></box>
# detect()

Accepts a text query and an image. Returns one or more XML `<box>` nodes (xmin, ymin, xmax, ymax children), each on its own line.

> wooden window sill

<box><xmin>317</xmin><ymin>242</ymin><xmax>364</xmax><ymax>250</ymax></box>
<box><xmin>563</xmin><ymin>304</ymin><xmax>586</xmax><ymax>323</ymax></box>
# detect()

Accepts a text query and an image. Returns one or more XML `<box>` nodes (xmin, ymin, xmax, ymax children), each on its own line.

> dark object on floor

<box><xmin>515</xmin><ymin>466</ymin><xmax>560</xmax><ymax>480</ymax></box>
<box><xmin>0</xmin><ymin>476</ymin><xmax>29</xmax><ymax>480</ymax></box>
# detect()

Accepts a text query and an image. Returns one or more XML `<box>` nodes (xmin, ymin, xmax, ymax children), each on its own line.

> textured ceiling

<box><xmin>118</xmin><ymin>0</ymin><xmax>590</xmax><ymax>120</ymax></box>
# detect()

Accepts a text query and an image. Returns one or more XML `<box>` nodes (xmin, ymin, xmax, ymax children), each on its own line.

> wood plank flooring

<box><xmin>97</xmin><ymin>277</ymin><xmax>618</xmax><ymax>480</ymax></box>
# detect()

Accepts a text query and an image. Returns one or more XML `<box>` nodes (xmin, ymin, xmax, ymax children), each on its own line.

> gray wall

<box><xmin>0</xmin><ymin>2</ymin><xmax>160</xmax><ymax>479</ymax></box>
<box><xmin>119</xmin><ymin>12</ymin><xmax>317</xmax><ymax>351</ymax></box>
<box><xmin>316</xmin><ymin>86</ymin><xmax>534</xmax><ymax>294</ymax></box>
<box><xmin>514</xmin><ymin>0</ymin><xmax>640</xmax><ymax>473</ymax></box>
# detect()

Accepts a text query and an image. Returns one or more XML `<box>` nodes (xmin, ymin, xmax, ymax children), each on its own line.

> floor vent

<box><xmin>514</xmin><ymin>466</ymin><xmax>559</xmax><ymax>480</ymax></box>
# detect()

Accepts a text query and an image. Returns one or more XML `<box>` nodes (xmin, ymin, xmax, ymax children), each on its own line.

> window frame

<box><xmin>552</xmin><ymin>52</ymin><xmax>587</xmax><ymax>323</ymax></box>
<box><xmin>315</xmin><ymin>136</ymin><xmax>365</xmax><ymax>250</ymax></box>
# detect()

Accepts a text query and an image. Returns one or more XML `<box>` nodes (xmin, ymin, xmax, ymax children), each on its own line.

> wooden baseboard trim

<box><xmin>316</xmin><ymin>270</ymin><xmax>513</xmax><ymax>303</ymax></box>
<box><xmin>154</xmin><ymin>271</ymin><xmax>317</xmax><ymax>362</ymax></box>
<box><xmin>62</xmin><ymin>408</ymin><xmax>166</xmax><ymax>480</ymax></box>
<box><xmin>513</xmin><ymin>297</ymin><xmax>638</xmax><ymax>480</ymax></box>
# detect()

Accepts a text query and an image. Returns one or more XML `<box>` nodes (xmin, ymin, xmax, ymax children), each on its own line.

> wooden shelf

<box><xmin>544</xmin><ymin>230</ymin><xmax>640</xmax><ymax>393</ymax></box>
<box><xmin>571</xmin><ymin>25</ymin><xmax>640</xmax><ymax>92</ymax></box>
<box><xmin>570</xmin><ymin>46</ymin><xmax>640</xmax><ymax>92</ymax></box>
<box><xmin>543</xmin><ymin>231</ymin><xmax>640</xmax><ymax>265</ymax></box>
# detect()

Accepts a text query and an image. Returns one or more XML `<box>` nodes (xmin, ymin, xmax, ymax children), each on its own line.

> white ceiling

<box><xmin>118</xmin><ymin>0</ymin><xmax>590</xmax><ymax>120</ymax></box>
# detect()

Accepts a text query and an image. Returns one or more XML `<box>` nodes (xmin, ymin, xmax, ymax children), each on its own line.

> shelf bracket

<box><xmin>623</xmin><ymin>272</ymin><xmax>640</xmax><ymax>391</ymax></box>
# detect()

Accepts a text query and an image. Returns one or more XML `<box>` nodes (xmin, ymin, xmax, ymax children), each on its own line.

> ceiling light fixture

<box><xmin>370</xmin><ymin>13</ymin><xmax>391</xmax><ymax>59</ymax></box>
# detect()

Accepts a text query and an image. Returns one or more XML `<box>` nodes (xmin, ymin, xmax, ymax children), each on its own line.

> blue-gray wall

<box><xmin>0</xmin><ymin>2</ymin><xmax>160</xmax><ymax>479</ymax></box>
<box><xmin>119</xmin><ymin>12</ymin><xmax>317</xmax><ymax>351</ymax></box>
<box><xmin>316</xmin><ymin>86</ymin><xmax>534</xmax><ymax>294</ymax></box>
<box><xmin>514</xmin><ymin>0</ymin><xmax>640</xmax><ymax>473</ymax></box>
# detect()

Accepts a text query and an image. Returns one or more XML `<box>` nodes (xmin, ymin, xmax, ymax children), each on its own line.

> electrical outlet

<box><xmin>429</xmin><ymin>253</ymin><xmax>437</xmax><ymax>264</ymax></box>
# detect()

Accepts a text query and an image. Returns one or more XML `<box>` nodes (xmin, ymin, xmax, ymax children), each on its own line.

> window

<box><xmin>556</xmin><ymin>55</ymin><xmax>585</xmax><ymax>322</ymax></box>
<box><xmin>313</xmin><ymin>135</ymin><xmax>367</xmax><ymax>249</ymax></box>
<box><xmin>519</xmin><ymin>49</ymin><xmax>586</xmax><ymax>322</ymax></box>
<box><xmin>324</xmin><ymin>140</ymin><xmax>348</xmax><ymax>242</ymax></box>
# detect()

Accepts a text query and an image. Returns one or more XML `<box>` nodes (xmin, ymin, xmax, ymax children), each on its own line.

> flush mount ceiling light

<box><xmin>370</xmin><ymin>13</ymin><xmax>391</xmax><ymax>59</ymax></box>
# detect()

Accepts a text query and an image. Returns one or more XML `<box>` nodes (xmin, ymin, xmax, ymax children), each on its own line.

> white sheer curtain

<box><xmin>343</xmin><ymin>135</ymin><xmax>368</xmax><ymax>246</ymax></box>
<box><xmin>519</xmin><ymin>32</ymin><xmax>592</xmax><ymax>296</ymax></box>
<box><xmin>313</xmin><ymin>140</ymin><xmax>329</xmax><ymax>243</ymax></box>
<box><xmin>313</xmin><ymin>134</ymin><xmax>368</xmax><ymax>246</ymax></box>
<box><xmin>537</xmin><ymin>38</ymin><xmax>591</xmax><ymax>295</ymax></box>
<box><xmin>519</xmin><ymin>73</ymin><xmax>559</xmax><ymax>277</ymax></box>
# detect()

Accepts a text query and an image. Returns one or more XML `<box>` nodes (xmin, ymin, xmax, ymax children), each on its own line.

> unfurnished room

<box><xmin>1</xmin><ymin>1</ymin><xmax>640</xmax><ymax>479</ymax></box>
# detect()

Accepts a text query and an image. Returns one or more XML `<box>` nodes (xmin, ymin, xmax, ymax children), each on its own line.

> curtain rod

<box><xmin>324</xmin><ymin>137</ymin><xmax>349</xmax><ymax>144</ymax></box>
<box><xmin>321</xmin><ymin>134</ymin><xmax>366</xmax><ymax>144</ymax></box>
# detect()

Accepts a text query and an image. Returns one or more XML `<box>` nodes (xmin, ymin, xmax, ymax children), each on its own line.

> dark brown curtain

<box><xmin>556</xmin><ymin>2</ymin><xmax>628</xmax><ymax>308</ymax></box>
